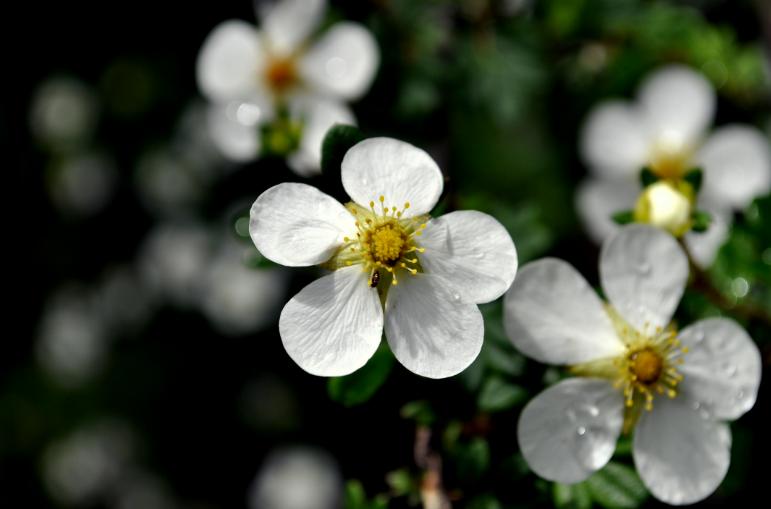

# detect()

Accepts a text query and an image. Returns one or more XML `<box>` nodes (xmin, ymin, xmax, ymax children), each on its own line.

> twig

<box><xmin>678</xmin><ymin>239</ymin><xmax>771</xmax><ymax>327</ymax></box>
<box><xmin>414</xmin><ymin>425</ymin><xmax>452</xmax><ymax>509</ymax></box>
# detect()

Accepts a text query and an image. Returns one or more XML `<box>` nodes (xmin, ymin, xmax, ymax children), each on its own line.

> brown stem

<box><xmin>678</xmin><ymin>239</ymin><xmax>771</xmax><ymax>327</ymax></box>
<box><xmin>414</xmin><ymin>425</ymin><xmax>452</xmax><ymax>509</ymax></box>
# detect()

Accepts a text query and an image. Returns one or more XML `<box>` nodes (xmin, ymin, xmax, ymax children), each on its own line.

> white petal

<box><xmin>697</xmin><ymin>125</ymin><xmax>771</xmax><ymax>209</ymax></box>
<box><xmin>600</xmin><ymin>225</ymin><xmax>687</xmax><ymax>333</ymax></box>
<box><xmin>341</xmin><ymin>137</ymin><xmax>444</xmax><ymax>216</ymax></box>
<box><xmin>575</xmin><ymin>178</ymin><xmax>639</xmax><ymax>244</ymax></box>
<box><xmin>279</xmin><ymin>265</ymin><xmax>382</xmax><ymax>376</ymax></box>
<box><xmin>503</xmin><ymin>259</ymin><xmax>624</xmax><ymax>365</ymax></box>
<box><xmin>206</xmin><ymin>103</ymin><xmax>262</xmax><ymax>162</ymax></box>
<box><xmin>249</xmin><ymin>183</ymin><xmax>356</xmax><ymax>267</ymax></box>
<box><xmin>633</xmin><ymin>397</ymin><xmax>731</xmax><ymax>505</ymax></box>
<box><xmin>638</xmin><ymin>65</ymin><xmax>715</xmax><ymax>147</ymax></box>
<box><xmin>259</xmin><ymin>0</ymin><xmax>326</xmax><ymax>56</ymax></box>
<box><xmin>299</xmin><ymin>22</ymin><xmax>379</xmax><ymax>100</ymax></box>
<box><xmin>287</xmin><ymin>96</ymin><xmax>356</xmax><ymax>177</ymax></box>
<box><xmin>683</xmin><ymin>200</ymin><xmax>731</xmax><ymax>268</ymax></box>
<box><xmin>678</xmin><ymin>318</ymin><xmax>761</xmax><ymax>420</ymax></box>
<box><xmin>418</xmin><ymin>211</ymin><xmax>517</xmax><ymax>304</ymax></box>
<box><xmin>196</xmin><ymin>21</ymin><xmax>265</xmax><ymax>102</ymax></box>
<box><xmin>579</xmin><ymin>101</ymin><xmax>651</xmax><ymax>178</ymax></box>
<box><xmin>384</xmin><ymin>274</ymin><xmax>483</xmax><ymax>379</ymax></box>
<box><xmin>518</xmin><ymin>378</ymin><xmax>624</xmax><ymax>484</ymax></box>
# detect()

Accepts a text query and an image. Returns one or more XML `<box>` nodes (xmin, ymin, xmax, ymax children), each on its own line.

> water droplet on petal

<box><xmin>452</xmin><ymin>293</ymin><xmax>461</xmax><ymax>302</ymax></box>
<box><xmin>576</xmin><ymin>426</ymin><xmax>587</xmax><ymax>436</ymax></box>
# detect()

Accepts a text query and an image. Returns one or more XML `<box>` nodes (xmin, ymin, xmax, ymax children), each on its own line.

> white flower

<box><xmin>249</xmin><ymin>447</ymin><xmax>342</xmax><ymax>509</ymax></box>
<box><xmin>250</xmin><ymin>137</ymin><xmax>518</xmax><ymax>378</ymax></box>
<box><xmin>196</xmin><ymin>0</ymin><xmax>379</xmax><ymax>175</ymax></box>
<box><xmin>504</xmin><ymin>224</ymin><xmax>761</xmax><ymax>505</ymax></box>
<box><xmin>577</xmin><ymin>65</ymin><xmax>771</xmax><ymax>267</ymax></box>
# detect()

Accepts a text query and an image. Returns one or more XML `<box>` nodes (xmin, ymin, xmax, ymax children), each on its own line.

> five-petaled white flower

<box><xmin>196</xmin><ymin>0</ymin><xmax>379</xmax><ymax>175</ymax></box>
<box><xmin>504</xmin><ymin>224</ymin><xmax>761</xmax><ymax>505</ymax></box>
<box><xmin>577</xmin><ymin>64</ymin><xmax>771</xmax><ymax>267</ymax></box>
<box><xmin>250</xmin><ymin>137</ymin><xmax>518</xmax><ymax>378</ymax></box>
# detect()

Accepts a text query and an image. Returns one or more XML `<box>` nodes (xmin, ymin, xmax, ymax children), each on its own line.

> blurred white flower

<box><xmin>139</xmin><ymin>223</ymin><xmax>213</xmax><ymax>308</ymax></box>
<box><xmin>30</xmin><ymin>76</ymin><xmax>99</xmax><ymax>152</ymax></box>
<box><xmin>201</xmin><ymin>236</ymin><xmax>287</xmax><ymax>335</ymax></box>
<box><xmin>196</xmin><ymin>0</ymin><xmax>379</xmax><ymax>174</ymax></box>
<box><xmin>47</xmin><ymin>151</ymin><xmax>118</xmax><ymax>216</ymax></box>
<box><xmin>577</xmin><ymin>64</ymin><xmax>771</xmax><ymax>267</ymax></box>
<box><xmin>37</xmin><ymin>287</ymin><xmax>108</xmax><ymax>387</ymax></box>
<box><xmin>250</xmin><ymin>137</ymin><xmax>518</xmax><ymax>377</ymax></box>
<box><xmin>42</xmin><ymin>421</ymin><xmax>135</xmax><ymax>506</ymax></box>
<box><xmin>109</xmin><ymin>471</ymin><xmax>177</xmax><ymax>509</ymax></box>
<box><xmin>135</xmin><ymin>147</ymin><xmax>207</xmax><ymax>217</ymax></box>
<box><xmin>248</xmin><ymin>447</ymin><xmax>342</xmax><ymax>509</ymax></box>
<box><xmin>504</xmin><ymin>225</ymin><xmax>761</xmax><ymax>505</ymax></box>
<box><xmin>94</xmin><ymin>265</ymin><xmax>154</xmax><ymax>334</ymax></box>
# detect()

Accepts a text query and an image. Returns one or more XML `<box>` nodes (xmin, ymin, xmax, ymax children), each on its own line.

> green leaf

<box><xmin>585</xmin><ymin>462</ymin><xmax>648</xmax><ymax>509</ymax></box>
<box><xmin>328</xmin><ymin>345</ymin><xmax>393</xmax><ymax>406</ymax></box>
<box><xmin>639</xmin><ymin>167</ymin><xmax>658</xmax><ymax>188</ymax></box>
<box><xmin>385</xmin><ymin>469</ymin><xmax>414</xmax><ymax>497</ymax></box>
<box><xmin>455</xmin><ymin>437</ymin><xmax>490</xmax><ymax>482</ymax></box>
<box><xmin>466</xmin><ymin>493</ymin><xmax>502</xmax><ymax>509</ymax></box>
<box><xmin>344</xmin><ymin>480</ymin><xmax>368</xmax><ymax>509</ymax></box>
<box><xmin>683</xmin><ymin>168</ymin><xmax>703</xmax><ymax>193</ymax></box>
<box><xmin>553</xmin><ymin>482</ymin><xmax>593</xmax><ymax>509</ymax></box>
<box><xmin>400</xmin><ymin>400</ymin><xmax>435</xmax><ymax>425</ymax></box>
<box><xmin>691</xmin><ymin>209</ymin><xmax>712</xmax><ymax>233</ymax></box>
<box><xmin>612</xmin><ymin>210</ymin><xmax>635</xmax><ymax>225</ymax></box>
<box><xmin>320</xmin><ymin>124</ymin><xmax>366</xmax><ymax>176</ymax></box>
<box><xmin>477</xmin><ymin>377</ymin><xmax>528</xmax><ymax>412</ymax></box>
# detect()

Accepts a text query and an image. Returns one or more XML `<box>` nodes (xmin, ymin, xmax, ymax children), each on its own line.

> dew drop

<box><xmin>452</xmin><ymin>293</ymin><xmax>461</xmax><ymax>302</ymax></box>
<box><xmin>577</xmin><ymin>426</ymin><xmax>587</xmax><ymax>436</ymax></box>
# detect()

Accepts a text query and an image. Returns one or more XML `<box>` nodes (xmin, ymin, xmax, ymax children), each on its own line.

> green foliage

<box><xmin>585</xmin><ymin>462</ymin><xmax>648</xmax><ymax>509</ymax></box>
<box><xmin>328</xmin><ymin>344</ymin><xmax>394</xmax><ymax>406</ymax></box>
<box><xmin>683</xmin><ymin>168</ymin><xmax>703</xmax><ymax>193</ymax></box>
<box><xmin>553</xmin><ymin>481</ymin><xmax>593</xmax><ymax>509</ymax></box>
<box><xmin>466</xmin><ymin>493</ymin><xmax>503</xmax><ymax>509</ymax></box>
<box><xmin>477</xmin><ymin>376</ymin><xmax>528</xmax><ymax>412</ymax></box>
<box><xmin>320</xmin><ymin>124</ymin><xmax>366</xmax><ymax>176</ymax></box>
<box><xmin>691</xmin><ymin>209</ymin><xmax>711</xmax><ymax>233</ymax></box>
<box><xmin>611</xmin><ymin>210</ymin><xmax>635</xmax><ymax>225</ymax></box>
<box><xmin>453</xmin><ymin>437</ymin><xmax>491</xmax><ymax>483</ymax></box>
<box><xmin>400</xmin><ymin>400</ymin><xmax>436</xmax><ymax>426</ymax></box>
<box><xmin>345</xmin><ymin>480</ymin><xmax>389</xmax><ymax>509</ymax></box>
<box><xmin>639</xmin><ymin>167</ymin><xmax>658</xmax><ymax>188</ymax></box>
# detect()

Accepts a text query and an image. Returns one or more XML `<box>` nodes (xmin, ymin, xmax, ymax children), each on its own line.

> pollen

<box><xmin>325</xmin><ymin>197</ymin><xmax>428</xmax><ymax>289</ymax></box>
<box><xmin>629</xmin><ymin>348</ymin><xmax>663</xmax><ymax>385</ymax></box>
<box><xmin>265</xmin><ymin>57</ymin><xmax>298</xmax><ymax>94</ymax></box>
<box><xmin>370</xmin><ymin>225</ymin><xmax>406</xmax><ymax>264</ymax></box>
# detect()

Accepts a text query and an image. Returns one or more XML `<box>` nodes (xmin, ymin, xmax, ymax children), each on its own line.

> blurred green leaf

<box><xmin>639</xmin><ymin>167</ymin><xmax>658</xmax><ymax>188</ymax></box>
<box><xmin>477</xmin><ymin>377</ymin><xmax>528</xmax><ymax>412</ymax></box>
<box><xmin>585</xmin><ymin>462</ymin><xmax>648</xmax><ymax>509</ymax></box>
<box><xmin>683</xmin><ymin>168</ymin><xmax>703</xmax><ymax>193</ymax></box>
<box><xmin>691</xmin><ymin>210</ymin><xmax>711</xmax><ymax>233</ymax></box>
<box><xmin>400</xmin><ymin>400</ymin><xmax>436</xmax><ymax>426</ymax></box>
<box><xmin>328</xmin><ymin>344</ymin><xmax>393</xmax><ymax>406</ymax></box>
<box><xmin>467</xmin><ymin>493</ymin><xmax>502</xmax><ymax>509</ymax></box>
<box><xmin>455</xmin><ymin>437</ymin><xmax>490</xmax><ymax>482</ymax></box>
<box><xmin>553</xmin><ymin>481</ymin><xmax>593</xmax><ymax>509</ymax></box>
<box><xmin>385</xmin><ymin>468</ymin><xmax>415</xmax><ymax>497</ymax></box>
<box><xmin>612</xmin><ymin>210</ymin><xmax>634</xmax><ymax>225</ymax></box>
<box><xmin>345</xmin><ymin>480</ymin><xmax>368</xmax><ymax>509</ymax></box>
<box><xmin>320</xmin><ymin>124</ymin><xmax>366</xmax><ymax>176</ymax></box>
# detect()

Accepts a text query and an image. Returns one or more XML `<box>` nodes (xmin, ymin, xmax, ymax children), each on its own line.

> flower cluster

<box><xmin>577</xmin><ymin>65</ymin><xmax>771</xmax><ymax>266</ymax></box>
<box><xmin>197</xmin><ymin>0</ymin><xmax>379</xmax><ymax>175</ymax></box>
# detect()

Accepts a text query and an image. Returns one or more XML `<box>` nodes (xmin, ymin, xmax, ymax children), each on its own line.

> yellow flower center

<box><xmin>629</xmin><ymin>348</ymin><xmax>663</xmax><ymax>385</ymax></box>
<box><xmin>326</xmin><ymin>196</ymin><xmax>428</xmax><ymax>289</ymax></box>
<box><xmin>649</xmin><ymin>138</ymin><xmax>693</xmax><ymax>179</ymax></box>
<box><xmin>570</xmin><ymin>306</ymin><xmax>688</xmax><ymax>433</ymax></box>
<box><xmin>265</xmin><ymin>57</ymin><xmax>298</xmax><ymax>94</ymax></box>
